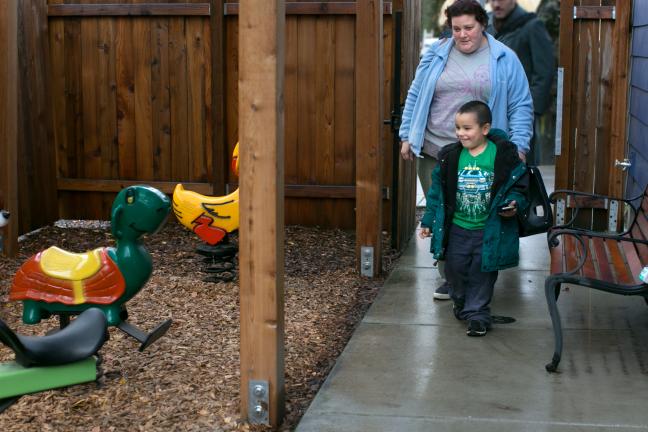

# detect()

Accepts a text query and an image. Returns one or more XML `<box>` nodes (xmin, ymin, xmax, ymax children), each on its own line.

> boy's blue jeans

<box><xmin>444</xmin><ymin>224</ymin><xmax>498</xmax><ymax>326</ymax></box>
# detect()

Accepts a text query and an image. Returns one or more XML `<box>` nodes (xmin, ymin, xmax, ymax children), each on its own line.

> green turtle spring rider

<box><xmin>1</xmin><ymin>210</ymin><xmax>108</xmax><ymax>412</ymax></box>
<box><xmin>0</xmin><ymin>186</ymin><xmax>171</xmax><ymax>411</ymax></box>
<box><xmin>7</xmin><ymin>185</ymin><xmax>172</xmax><ymax>351</ymax></box>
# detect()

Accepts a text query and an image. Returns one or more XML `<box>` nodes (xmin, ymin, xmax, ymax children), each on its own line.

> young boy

<box><xmin>420</xmin><ymin>100</ymin><xmax>528</xmax><ymax>337</ymax></box>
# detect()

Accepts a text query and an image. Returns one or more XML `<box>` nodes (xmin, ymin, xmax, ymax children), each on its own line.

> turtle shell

<box><xmin>10</xmin><ymin>248</ymin><xmax>126</xmax><ymax>305</ymax></box>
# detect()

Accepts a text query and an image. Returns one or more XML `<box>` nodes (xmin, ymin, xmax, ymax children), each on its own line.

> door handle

<box><xmin>615</xmin><ymin>159</ymin><xmax>632</xmax><ymax>171</ymax></box>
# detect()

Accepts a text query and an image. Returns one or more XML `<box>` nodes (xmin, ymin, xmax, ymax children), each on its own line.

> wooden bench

<box><xmin>545</xmin><ymin>186</ymin><xmax>648</xmax><ymax>372</ymax></box>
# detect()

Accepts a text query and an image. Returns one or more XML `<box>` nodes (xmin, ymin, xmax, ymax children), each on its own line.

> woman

<box><xmin>399</xmin><ymin>0</ymin><xmax>533</xmax><ymax>299</ymax></box>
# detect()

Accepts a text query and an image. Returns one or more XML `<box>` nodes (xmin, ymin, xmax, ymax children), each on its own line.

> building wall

<box><xmin>627</xmin><ymin>0</ymin><xmax>648</xmax><ymax>198</ymax></box>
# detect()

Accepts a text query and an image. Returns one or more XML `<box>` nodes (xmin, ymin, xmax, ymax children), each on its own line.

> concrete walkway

<box><xmin>297</xmin><ymin>167</ymin><xmax>648</xmax><ymax>431</ymax></box>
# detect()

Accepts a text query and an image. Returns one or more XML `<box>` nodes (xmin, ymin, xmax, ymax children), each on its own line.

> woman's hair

<box><xmin>458</xmin><ymin>100</ymin><xmax>492</xmax><ymax>126</ymax></box>
<box><xmin>445</xmin><ymin>0</ymin><xmax>489</xmax><ymax>29</ymax></box>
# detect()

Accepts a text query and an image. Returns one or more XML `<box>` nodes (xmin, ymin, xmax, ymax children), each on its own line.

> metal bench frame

<box><xmin>545</xmin><ymin>187</ymin><xmax>648</xmax><ymax>372</ymax></box>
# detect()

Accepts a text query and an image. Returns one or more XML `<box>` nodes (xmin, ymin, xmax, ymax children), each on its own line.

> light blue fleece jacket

<box><xmin>399</xmin><ymin>33</ymin><xmax>533</xmax><ymax>156</ymax></box>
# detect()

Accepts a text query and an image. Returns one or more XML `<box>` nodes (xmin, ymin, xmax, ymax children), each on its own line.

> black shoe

<box><xmin>453</xmin><ymin>301</ymin><xmax>464</xmax><ymax>321</ymax></box>
<box><xmin>466</xmin><ymin>320</ymin><xmax>487</xmax><ymax>337</ymax></box>
<box><xmin>433</xmin><ymin>281</ymin><xmax>451</xmax><ymax>300</ymax></box>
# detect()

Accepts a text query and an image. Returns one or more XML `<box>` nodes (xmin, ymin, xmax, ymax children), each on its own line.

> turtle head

<box><xmin>111</xmin><ymin>186</ymin><xmax>171</xmax><ymax>240</ymax></box>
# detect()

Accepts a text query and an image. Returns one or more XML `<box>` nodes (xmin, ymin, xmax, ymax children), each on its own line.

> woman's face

<box><xmin>450</xmin><ymin>14</ymin><xmax>485</xmax><ymax>54</ymax></box>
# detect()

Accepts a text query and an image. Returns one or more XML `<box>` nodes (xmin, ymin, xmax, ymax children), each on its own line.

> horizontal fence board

<box><xmin>574</xmin><ymin>5</ymin><xmax>615</xmax><ymax>20</ymax></box>
<box><xmin>630</xmin><ymin>86</ymin><xmax>648</xmax><ymax>125</ymax></box>
<box><xmin>48</xmin><ymin>3</ymin><xmax>211</xmax><ymax>17</ymax></box>
<box><xmin>58</xmin><ymin>177</ymin><xmax>213</xmax><ymax>194</ymax></box>
<box><xmin>631</xmin><ymin>57</ymin><xmax>648</xmax><ymax>91</ymax></box>
<box><xmin>634</xmin><ymin>0</ymin><xmax>648</xmax><ymax>26</ymax></box>
<box><xmin>632</xmin><ymin>25</ymin><xmax>648</xmax><ymax>57</ymax></box>
<box><xmin>223</xmin><ymin>2</ymin><xmax>392</xmax><ymax>15</ymax></box>
<box><xmin>227</xmin><ymin>183</ymin><xmax>389</xmax><ymax>199</ymax></box>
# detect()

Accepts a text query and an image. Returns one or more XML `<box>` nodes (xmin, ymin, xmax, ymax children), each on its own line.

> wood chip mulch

<box><xmin>0</xmin><ymin>221</ymin><xmax>399</xmax><ymax>431</ymax></box>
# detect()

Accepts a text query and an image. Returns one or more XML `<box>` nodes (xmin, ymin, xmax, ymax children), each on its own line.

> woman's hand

<box><xmin>498</xmin><ymin>200</ymin><xmax>518</xmax><ymax>218</ymax></box>
<box><xmin>419</xmin><ymin>227</ymin><xmax>431</xmax><ymax>238</ymax></box>
<box><xmin>400</xmin><ymin>141</ymin><xmax>415</xmax><ymax>161</ymax></box>
<box><xmin>518</xmin><ymin>151</ymin><xmax>526</xmax><ymax>163</ymax></box>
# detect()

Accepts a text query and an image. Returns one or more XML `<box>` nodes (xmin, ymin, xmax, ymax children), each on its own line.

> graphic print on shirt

<box><xmin>456</xmin><ymin>161</ymin><xmax>493</xmax><ymax>220</ymax></box>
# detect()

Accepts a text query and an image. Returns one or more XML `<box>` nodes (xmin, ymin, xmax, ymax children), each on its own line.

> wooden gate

<box><xmin>557</xmin><ymin>0</ymin><xmax>632</xmax><ymax>225</ymax></box>
<box><xmin>223</xmin><ymin>0</ymin><xmax>419</xmax><ymax>241</ymax></box>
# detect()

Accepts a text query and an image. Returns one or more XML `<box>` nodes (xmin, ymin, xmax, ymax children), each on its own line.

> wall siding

<box><xmin>627</xmin><ymin>2</ymin><xmax>648</xmax><ymax>199</ymax></box>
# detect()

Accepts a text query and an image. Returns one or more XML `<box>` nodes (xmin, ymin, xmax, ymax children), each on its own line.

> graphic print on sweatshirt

<box><xmin>456</xmin><ymin>161</ymin><xmax>493</xmax><ymax>221</ymax></box>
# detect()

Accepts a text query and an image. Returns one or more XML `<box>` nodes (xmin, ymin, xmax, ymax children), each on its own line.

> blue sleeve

<box><xmin>505</xmin><ymin>56</ymin><xmax>534</xmax><ymax>155</ymax></box>
<box><xmin>399</xmin><ymin>58</ymin><xmax>427</xmax><ymax>142</ymax></box>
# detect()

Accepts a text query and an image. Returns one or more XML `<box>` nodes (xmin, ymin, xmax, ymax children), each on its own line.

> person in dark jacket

<box><xmin>420</xmin><ymin>101</ymin><xmax>528</xmax><ymax>336</ymax></box>
<box><xmin>487</xmin><ymin>0</ymin><xmax>555</xmax><ymax>164</ymax></box>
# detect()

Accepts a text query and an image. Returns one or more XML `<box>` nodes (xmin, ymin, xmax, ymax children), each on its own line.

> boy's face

<box><xmin>455</xmin><ymin>112</ymin><xmax>491</xmax><ymax>150</ymax></box>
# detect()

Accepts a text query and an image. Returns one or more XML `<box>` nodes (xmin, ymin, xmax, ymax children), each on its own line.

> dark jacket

<box><xmin>487</xmin><ymin>5</ymin><xmax>555</xmax><ymax>115</ymax></box>
<box><xmin>421</xmin><ymin>134</ymin><xmax>529</xmax><ymax>271</ymax></box>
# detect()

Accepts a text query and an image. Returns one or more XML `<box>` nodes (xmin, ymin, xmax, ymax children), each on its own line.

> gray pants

<box><xmin>444</xmin><ymin>224</ymin><xmax>498</xmax><ymax>325</ymax></box>
<box><xmin>417</xmin><ymin>152</ymin><xmax>437</xmax><ymax>201</ymax></box>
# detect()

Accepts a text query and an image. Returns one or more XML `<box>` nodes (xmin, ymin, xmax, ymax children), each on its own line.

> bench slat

<box><xmin>566</xmin><ymin>195</ymin><xmax>608</xmax><ymax>209</ymax></box>
<box><xmin>550</xmin><ymin>238</ymin><xmax>564</xmax><ymax>274</ymax></box>
<box><xmin>580</xmin><ymin>237</ymin><xmax>598</xmax><ymax>279</ymax></box>
<box><xmin>620</xmin><ymin>240</ymin><xmax>644</xmax><ymax>285</ymax></box>
<box><xmin>591</xmin><ymin>236</ymin><xmax>613</xmax><ymax>282</ymax></box>
<box><xmin>563</xmin><ymin>234</ymin><xmax>582</xmax><ymax>275</ymax></box>
<box><xmin>606</xmin><ymin>238</ymin><xmax>633</xmax><ymax>285</ymax></box>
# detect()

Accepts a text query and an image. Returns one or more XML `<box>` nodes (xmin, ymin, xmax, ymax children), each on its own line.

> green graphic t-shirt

<box><xmin>452</xmin><ymin>141</ymin><xmax>496</xmax><ymax>230</ymax></box>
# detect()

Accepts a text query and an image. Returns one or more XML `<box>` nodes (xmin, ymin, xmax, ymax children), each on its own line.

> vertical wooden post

<box><xmin>608</xmin><ymin>0</ymin><xmax>632</xmax><ymax>198</ymax></box>
<box><xmin>555</xmin><ymin>0</ymin><xmax>574</xmax><ymax>191</ymax></box>
<box><xmin>238</xmin><ymin>0</ymin><xmax>285</xmax><ymax>427</ymax></box>
<box><xmin>0</xmin><ymin>1</ymin><xmax>18</xmax><ymax>256</ymax></box>
<box><xmin>355</xmin><ymin>0</ymin><xmax>384</xmax><ymax>276</ymax></box>
<box><xmin>211</xmin><ymin>0</ymin><xmax>227</xmax><ymax>195</ymax></box>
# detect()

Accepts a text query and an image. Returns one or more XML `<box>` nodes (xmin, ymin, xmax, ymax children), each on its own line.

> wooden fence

<box><xmin>3</xmin><ymin>0</ymin><xmax>420</xmax><ymax>253</ymax></box>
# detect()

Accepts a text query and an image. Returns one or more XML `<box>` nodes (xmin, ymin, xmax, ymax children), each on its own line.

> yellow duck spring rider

<box><xmin>173</xmin><ymin>143</ymin><xmax>239</xmax><ymax>282</ymax></box>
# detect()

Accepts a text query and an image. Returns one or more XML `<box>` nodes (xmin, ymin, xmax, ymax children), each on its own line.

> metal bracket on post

<box><xmin>556</xmin><ymin>199</ymin><xmax>565</xmax><ymax>226</ymax></box>
<box><xmin>608</xmin><ymin>200</ymin><xmax>619</xmax><ymax>232</ymax></box>
<box><xmin>248</xmin><ymin>380</ymin><xmax>269</xmax><ymax>425</ymax></box>
<box><xmin>361</xmin><ymin>246</ymin><xmax>374</xmax><ymax>277</ymax></box>
<box><xmin>555</xmin><ymin>67</ymin><xmax>564</xmax><ymax>156</ymax></box>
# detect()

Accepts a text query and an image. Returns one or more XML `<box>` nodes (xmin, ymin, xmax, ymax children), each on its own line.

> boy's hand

<box><xmin>419</xmin><ymin>227</ymin><xmax>431</xmax><ymax>238</ymax></box>
<box><xmin>498</xmin><ymin>200</ymin><xmax>518</xmax><ymax>218</ymax></box>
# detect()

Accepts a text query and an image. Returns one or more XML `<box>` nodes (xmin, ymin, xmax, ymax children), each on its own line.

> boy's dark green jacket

<box><xmin>420</xmin><ymin>134</ymin><xmax>529</xmax><ymax>272</ymax></box>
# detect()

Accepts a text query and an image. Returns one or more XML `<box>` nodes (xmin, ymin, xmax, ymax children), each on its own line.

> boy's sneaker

<box><xmin>433</xmin><ymin>281</ymin><xmax>451</xmax><ymax>300</ymax></box>
<box><xmin>452</xmin><ymin>301</ymin><xmax>464</xmax><ymax>320</ymax></box>
<box><xmin>466</xmin><ymin>320</ymin><xmax>488</xmax><ymax>337</ymax></box>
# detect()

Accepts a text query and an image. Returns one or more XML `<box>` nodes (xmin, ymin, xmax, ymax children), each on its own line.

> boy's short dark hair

<box><xmin>445</xmin><ymin>0</ymin><xmax>489</xmax><ymax>29</ymax></box>
<box><xmin>457</xmin><ymin>100</ymin><xmax>492</xmax><ymax>126</ymax></box>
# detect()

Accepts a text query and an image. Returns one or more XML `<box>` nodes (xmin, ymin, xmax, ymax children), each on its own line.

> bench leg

<box><xmin>545</xmin><ymin>277</ymin><xmax>563</xmax><ymax>373</ymax></box>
